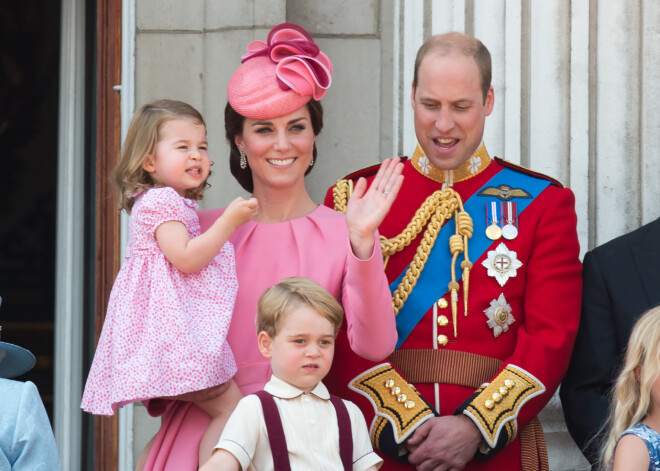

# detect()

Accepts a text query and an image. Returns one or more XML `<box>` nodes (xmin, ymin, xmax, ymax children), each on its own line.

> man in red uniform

<box><xmin>324</xmin><ymin>31</ymin><xmax>581</xmax><ymax>470</ymax></box>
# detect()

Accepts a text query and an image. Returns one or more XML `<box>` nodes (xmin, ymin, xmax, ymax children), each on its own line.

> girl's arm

<box><xmin>157</xmin><ymin>197</ymin><xmax>258</xmax><ymax>273</ymax></box>
<box><xmin>198</xmin><ymin>449</ymin><xmax>241</xmax><ymax>471</ymax></box>
<box><xmin>612</xmin><ymin>434</ymin><xmax>650</xmax><ymax>471</ymax></box>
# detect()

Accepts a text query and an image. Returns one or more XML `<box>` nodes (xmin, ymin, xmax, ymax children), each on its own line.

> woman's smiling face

<box><xmin>235</xmin><ymin>105</ymin><xmax>315</xmax><ymax>192</ymax></box>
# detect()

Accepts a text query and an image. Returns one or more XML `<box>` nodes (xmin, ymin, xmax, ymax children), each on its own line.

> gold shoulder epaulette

<box><xmin>349</xmin><ymin>363</ymin><xmax>435</xmax><ymax>444</ymax></box>
<box><xmin>462</xmin><ymin>364</ymin><xmax>545</xmax><ymax>448</ymax></box>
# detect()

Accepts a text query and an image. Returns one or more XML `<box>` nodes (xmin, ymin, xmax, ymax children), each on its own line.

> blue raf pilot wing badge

<box><xmin>477</xmin><ymin>184</ymin><xmax>532</xmax><ymax>201</ymax></box>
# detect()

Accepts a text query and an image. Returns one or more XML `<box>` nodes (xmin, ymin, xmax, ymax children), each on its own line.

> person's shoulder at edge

<box><xmin>0</xmin><ymin>378</ymin><xmax>39</xmax><ymax>409</ymax></box>
<box><xmin>493</xmin><ymin>156</ymin><xmax>566</xmax><ymax>189</ymax></box>
<box><xmin>0</xmin><ymin>376</ymin><xmax>25</xmax><ymax>392</ymax></box>
<box><xmin>330</xmin><ymin>157</ymin><xmax>409</xmax><ymax>185</ymax></box>
<box><xmin>612</xmin><ymin>432</ymin><xmax>651</xmax><ymax>471</ymax></box>
<box><xmin>323</xmin><ymin>157</ymin><xmax>409</xmax><ymax>207</ymax></box>
<box><xmin>588</xmin><ymin>216</ymin><xmax>660</xmax><ymax>259</ymax></box>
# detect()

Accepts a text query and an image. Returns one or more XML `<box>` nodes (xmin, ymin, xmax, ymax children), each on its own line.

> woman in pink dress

<box><xmin>140</xmin><ymin>23</ymin><xmax>402</xmax><ymax>470</ymax></box>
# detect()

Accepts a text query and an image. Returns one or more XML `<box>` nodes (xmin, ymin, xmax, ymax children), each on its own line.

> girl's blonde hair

<box><xmin>111</xmin><ymin>99</ymin><xmax>209</xmax><ymax>212</ymax></box>
<box><xmin>600</xmin><ymin>305</ymin><xmax>660</xmax><ymax>467</ymax></box>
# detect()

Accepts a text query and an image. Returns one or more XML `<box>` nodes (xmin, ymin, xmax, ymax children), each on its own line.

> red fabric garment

<box><xmin>322</xmin><ymin>153</ymin><xmax>582</xmax><ymax>470</ymax></box>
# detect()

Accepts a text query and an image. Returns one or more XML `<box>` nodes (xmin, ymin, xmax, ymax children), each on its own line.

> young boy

<box><xmin>199</xmin><ymin>277</ymin><xmax>382</xmax><ymax>471</ymax></box>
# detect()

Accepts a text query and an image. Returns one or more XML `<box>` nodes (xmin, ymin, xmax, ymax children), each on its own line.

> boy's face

<box><xmin>258</xmin><ymin>305</ymin><xmax>336</xmax><ymax>393</ymax></box>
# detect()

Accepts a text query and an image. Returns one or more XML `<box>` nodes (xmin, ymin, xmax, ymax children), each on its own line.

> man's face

<box><xmin>411</xmin><ymin>52</ymin><xmax>494</xmax><ymax>171</ymax></box>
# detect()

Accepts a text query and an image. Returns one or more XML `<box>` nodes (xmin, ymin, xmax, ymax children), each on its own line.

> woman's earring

<box><xmin>309</xmin><ymin>157</ymin><xmax>314</xmax><ymax>167</ymax></box>
<box><xmin>239</xmin><ymin>149</ymin><xmax>247</xmax><ymax>169</ymax></box>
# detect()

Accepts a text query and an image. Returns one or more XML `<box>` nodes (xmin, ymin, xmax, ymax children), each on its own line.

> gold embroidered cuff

<box><xmin>349</xmin><ymin>363</ymin><xmax>435</xmax><ymax>444</ymax></box>
<box><xmin>462</xmin><ymin>364</ymin><xmax>545</xmax><ymax>448</ymax></box>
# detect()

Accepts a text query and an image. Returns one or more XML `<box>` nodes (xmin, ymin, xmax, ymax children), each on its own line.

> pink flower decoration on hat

<box><xmin>240</xmin><ymin>23</ymin><xmax>332</xmax><ymax>101</ymax></box>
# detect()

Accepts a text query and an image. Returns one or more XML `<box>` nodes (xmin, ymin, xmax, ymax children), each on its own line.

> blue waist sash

<box><xmin>392</xmin><ymin>167</ymin><xmax>552</xmax><ymax>347</ymax></box>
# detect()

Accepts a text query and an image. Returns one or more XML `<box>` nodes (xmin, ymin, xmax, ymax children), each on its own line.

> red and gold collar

<box><xmin>411</xmin><ymin>142</ymin><xmax>491</xmax><ymax>185</ymax></box>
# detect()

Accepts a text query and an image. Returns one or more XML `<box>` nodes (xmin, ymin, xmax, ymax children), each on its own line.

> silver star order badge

<box><xmin>481</xmin><ymin>242</ymin><xmax>523</xmax><ymax>287</ymax></box>
<box><xmin>484</xmin><ymin>293</ymin><xmax>515</xmax><ymax>338</ymax></box>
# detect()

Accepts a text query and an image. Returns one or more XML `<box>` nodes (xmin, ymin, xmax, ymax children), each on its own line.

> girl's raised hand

<box><xmin>221</xmin><ymin>197</ymin><xmax>259</xmax><ymax>231</ymax></box>
<box><xmin>345</xmin><ymin>157</ymin><xmax>404</xmax><ymax>259</ymax></box>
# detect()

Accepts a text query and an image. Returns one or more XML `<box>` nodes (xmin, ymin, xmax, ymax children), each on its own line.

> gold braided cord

<box><xmin>333</xmin><ymin>179</ymin><xmax>353</xmax><ymax>214</ymax></box>
<box><xmin>331</xmin><ymin>180</ymin><xmax>473</xmax><ymax>332</ymax></box>
<box><xmin>380</xmin><ymin>190</ymin><xmax>455</xmax><ymax>256</ymax></box>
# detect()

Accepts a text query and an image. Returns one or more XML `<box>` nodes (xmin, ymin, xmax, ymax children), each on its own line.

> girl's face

<box><xmin>235</xmin><ymin>105</ymin><xmax>315</xmax><ymax>192</ymax></box>
<box><xmin>142</xmin><ymin>118</ymin><xmax>210</xmax><ymax>196</ymax></box>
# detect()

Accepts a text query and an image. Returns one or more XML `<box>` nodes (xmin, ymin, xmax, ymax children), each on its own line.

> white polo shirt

<box><xmin>216</xmin><ymin>375</ymin><xmax>382</xmax><ymax>471</ymax></box>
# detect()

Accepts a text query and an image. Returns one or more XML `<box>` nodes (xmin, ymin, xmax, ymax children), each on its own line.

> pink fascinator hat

<box><xmin>227</xmin><ymin>23</ymin><xmax>333</xmax><ymax>119</ymax></box>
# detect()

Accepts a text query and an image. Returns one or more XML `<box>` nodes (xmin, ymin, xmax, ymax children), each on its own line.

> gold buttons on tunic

<box><xmin>485</xmin><ymin>399</ymin><xmax>495</xmax><ymax>410</ymax></box>
<box><xmin>437</xmin><ymin>298</ymin><xmax>448</xmax><ymax>309</ymax></box>
<box><xmin>499</xmin><ymin>386</ymin><xmax>508</xmax><ymax>396</ymax></box>
<box><xmin>437</xmin><ymin>315</ymin><xmax>449</xmax><ymax>327</ymax></box>
<box><xmin>504</xmin><ymin>379</ymin><xmax>515</xmax><ymax>389</ymax></box>
<box><xmin>405</xmin><ymin>400</ymin><xmax>416</xmax><ymax>409</ymax></box>
<box><xmin>384</xmin><ymin>379</ymin><xmax>395</xmax><ymax>388</ymax></box>
<box><xmin>437</xmin><ymin>335</ymin><xmax>448</xmax><ymax>346</ymax></box>
<box><xmin>397</xmin><ymin>393</ymin><xmax>407</xmax><ymax>403</ymax></box>
<box><xmin>492</xmin><ymin>392</ymin><xmax>502</xmax><ymax>403</ymax></box>
<box><xmin>391</xmin><ymin>386</ymin><xmax>401</xmax><ymax>396</ymax></box>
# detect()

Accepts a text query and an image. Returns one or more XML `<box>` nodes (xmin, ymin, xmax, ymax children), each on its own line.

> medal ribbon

<box><xmin>490</xmin><ymin>201</ymin><xmax>498</xmax><ymax>225</ymax></box>
<box><xmin>392</xmin><ymin>168</ymin><xmax>552</xmax><ymax>348</ymax></box>
<box><xmin>502</xmin><ymin>201</ymin><xmax>517</xmax><ymax>227</ymax></box>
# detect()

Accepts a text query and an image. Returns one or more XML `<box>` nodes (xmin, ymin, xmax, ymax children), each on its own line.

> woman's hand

<box><xmin>345</xmin><ymin>157</ymin><xmax>404</xmax><ymax>259</ymax></box>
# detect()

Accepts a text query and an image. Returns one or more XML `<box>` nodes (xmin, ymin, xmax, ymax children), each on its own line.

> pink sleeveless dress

<box><xmin>81</xmin><ymin>187</ymin><xmax>238</xmax><ymax>415</ymax></box>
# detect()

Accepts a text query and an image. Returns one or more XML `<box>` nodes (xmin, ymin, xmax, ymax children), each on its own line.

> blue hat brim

<box><xmin>0</xmin><ymin>342</ymin><xmax>36</xmax><ymax>378</ymax></box>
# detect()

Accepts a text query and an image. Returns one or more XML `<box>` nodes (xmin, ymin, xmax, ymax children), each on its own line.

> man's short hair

<box><xmin>412</xmin><ymin>31</ymin><xmax>492</xmax><ymax>102</ymax></box>
<box><xmin>256</xmin><ymin>277</ymin><xmax>344</xmax><ymax>337</ymax></box>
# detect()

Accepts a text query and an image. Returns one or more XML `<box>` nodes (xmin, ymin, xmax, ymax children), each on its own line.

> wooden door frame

<box><xmin>94</xmin><ymin>0</ymin><xmax>122</xmax><ymax>468</ymax></box>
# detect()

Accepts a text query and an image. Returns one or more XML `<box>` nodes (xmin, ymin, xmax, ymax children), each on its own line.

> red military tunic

<box><xmin>324</xmin><ymin>144</ymin><xmax>582</xmax><ymax>471</ymax></box>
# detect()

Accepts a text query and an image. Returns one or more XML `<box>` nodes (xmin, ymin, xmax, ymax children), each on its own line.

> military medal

<box><xmin>482</xmin><ymin>242</ymin><xmax>523</xmax><ymax>287</ymax></box>
<box><xmin>483</xmin><ymin>293</ymin><xmax>515</xmax><ymax>338</ymax></box>
<box><xmin>485</xmin><ymin>202</ymin><xmax>502</xmax><ymax>240</ymax></box>
<box><xmin>501</xmin><ymin>201</ymin><xmax>518</xmax><ymax>240</ymax></box>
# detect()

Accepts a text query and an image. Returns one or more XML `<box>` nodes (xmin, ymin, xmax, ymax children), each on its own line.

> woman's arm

<box><xmin>345</xmin><ymin>157</ymin><xmax>403</xmax><ymax>259</ymax></box>
<box><xmin>157</xmin><ymin>197</ymin><xmax>257</xmax><ymax>273</ymax></box>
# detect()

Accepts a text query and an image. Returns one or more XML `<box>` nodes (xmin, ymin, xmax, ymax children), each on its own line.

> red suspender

<box><xmin>254</xmin><ymin>391</ymin><xmax>292</xmax><ymax>471</ymax></box>
<box><xmin>254</xmin><ymin>391</ymin><xmax>353</xmax><ymax>470</ymax></box>
<box><xmin>329</xmin><ymin>394</ymin><xmax>353</xmax><ymax>470</ymax></box>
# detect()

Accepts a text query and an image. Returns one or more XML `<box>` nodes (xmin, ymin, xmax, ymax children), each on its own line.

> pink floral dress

<box><xmin>81</xmin><ymin>187</ymin><xmax>238</xmax><ymax>415</ymax></box>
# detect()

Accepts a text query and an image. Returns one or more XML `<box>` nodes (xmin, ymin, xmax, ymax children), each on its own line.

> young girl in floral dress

<box><xmin>81</xmin><ymin>99</ymin><xmax>257</xmax><ymax>464</ymax></box>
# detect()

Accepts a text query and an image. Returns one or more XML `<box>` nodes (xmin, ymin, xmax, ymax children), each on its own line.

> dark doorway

<box><xmin>0</xmin><ymin>1</ymin><xmax>62</xmax><ymax>419</ymax></box>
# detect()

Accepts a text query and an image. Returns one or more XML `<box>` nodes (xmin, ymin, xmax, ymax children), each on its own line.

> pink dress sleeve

<box><xmin>137</xmin><ymin>187</ymin><xmax>194</xmax><ymax>236</ymax></box>
<box><xmin>341</xmin><ymin>232</ymin><xmax>397</xmax><ymax>361</ymax></box>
